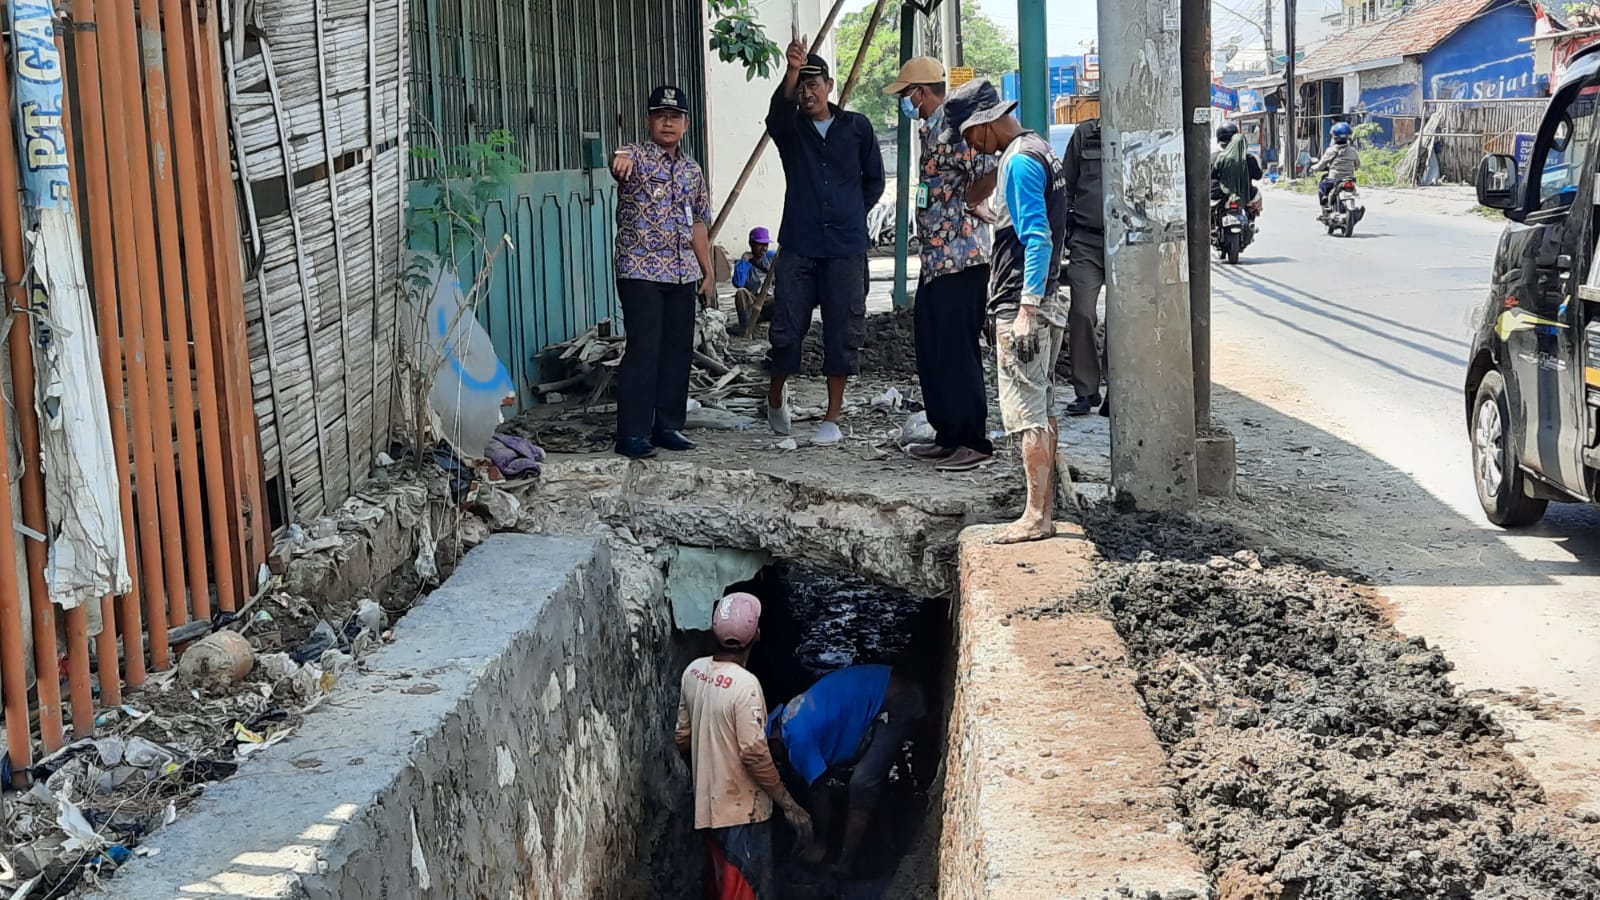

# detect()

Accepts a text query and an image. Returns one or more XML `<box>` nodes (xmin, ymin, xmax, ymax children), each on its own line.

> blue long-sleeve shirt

<box><xmin>989</xmin><ymin>132</ymin><xmax>1070</xmax><ymax>313</ymax></box>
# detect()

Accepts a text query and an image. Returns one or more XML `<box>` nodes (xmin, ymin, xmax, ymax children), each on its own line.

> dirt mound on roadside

<box><xmin>1058</xmin><ymin>510</ymin><xmax>1600</xmax><ymax>900</ymax></box>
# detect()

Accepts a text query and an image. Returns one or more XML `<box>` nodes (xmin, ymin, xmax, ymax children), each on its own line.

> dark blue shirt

<box><xmin>768</xmin><ymin>664</ymin><xmax>891</xmax><ymax>785</ymax></box>
<box><xmin>766</xmin><ymin>87</ymin><xmax>886</xmax><ymax>259</ymax></box>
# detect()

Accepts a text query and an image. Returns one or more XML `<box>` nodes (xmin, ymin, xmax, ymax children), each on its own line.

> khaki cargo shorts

<box><xmin>995</xmin><ymin>296</ymin><xmax>1068</xmax><ymax>436</ymax></box>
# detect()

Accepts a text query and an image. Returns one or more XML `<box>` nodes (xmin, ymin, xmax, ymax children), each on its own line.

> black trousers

<box><xmin>616</xmin><ymin>279</ymin><xmax>696</xmax><ymax>440</ymax></box>
<box><xmin>915</xmin><ymin>265</ymin><xmax>993</xmax><ymax>454</ymax></box>
<box><xmin>1065</xmin><ymin>235</ymin><xmax>1107</xmax><ymax>400</ymax></box>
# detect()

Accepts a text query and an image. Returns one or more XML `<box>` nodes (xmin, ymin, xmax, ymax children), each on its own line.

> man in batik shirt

<box><xmin>610</xmin><ymin>84</ymin><xmax>715</xmax><ymax>459</ymax></box>
<box><xmin>885</xmin><ymin>57</ymin><xmax>998</xmax><ymax>472</ymax></box>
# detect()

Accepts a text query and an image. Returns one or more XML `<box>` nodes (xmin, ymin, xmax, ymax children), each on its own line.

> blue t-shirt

<box><xmin>770</xmin><ymin>665</ymin><xmax>892</xmax><ymax>785</ymax></box>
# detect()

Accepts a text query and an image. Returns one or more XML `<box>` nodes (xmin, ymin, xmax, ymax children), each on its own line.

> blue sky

<box><xmin>838</xmin><ymin>0</ymin><xmax>1100</xmax><ymax>56</ymax></box>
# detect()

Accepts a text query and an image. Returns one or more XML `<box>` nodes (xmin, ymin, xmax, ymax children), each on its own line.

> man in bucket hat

<box><xmin>947</xmin><ymin>79</ymin><xmax>1071</xmax><ymax>544</ymax></box>
<box><xmin>677</xmin><ymin>592</ymin><xmax>813</xmax><ymax>897</ymax></box>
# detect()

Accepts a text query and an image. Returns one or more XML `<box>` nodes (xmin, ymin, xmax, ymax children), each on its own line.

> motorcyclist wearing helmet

<box><xmin>1314</xmin><ymin>122</ymin><xmax>1362</xmax><ymax>215</ymax></box>
<box><xmin>1210</xmin><ymin>122</ymin><xmax>1264</xmax><ymax>217</ymax></box>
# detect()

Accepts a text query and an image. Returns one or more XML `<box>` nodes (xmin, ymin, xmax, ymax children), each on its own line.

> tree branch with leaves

<box><xmin>710</xmin><ymin>0</ymin><xmax>784</xmax><ymax>80</ymax></box>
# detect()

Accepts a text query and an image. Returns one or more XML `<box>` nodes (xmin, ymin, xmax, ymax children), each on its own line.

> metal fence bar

<box><xmin>69</xmin><ymin>0</ymin><xmax>136</xmax><ymax>701</ymax></box>
<box><xmin>136</xmin><ymin>0</ymin><xmax>210</xmax><ymax>629</ymax></box>
<box><xmin>159</xmin><ymin>0</ymin><xmax>243</xmax><ymax>619</ymax></box>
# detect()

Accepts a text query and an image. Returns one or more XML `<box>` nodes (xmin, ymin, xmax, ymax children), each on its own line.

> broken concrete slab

<box><xmin>89</xmin><ymin>534</ymin><xmax>688</xmax><ymax>900</ymax></box>
<box><xmin>941</xmin><ymin>524</ymin><xmax>1209</xmax><ymax>899</ymax></box>
<box><xmin>512</xmin><ymin>458</ymin><xmax>981</xmax><ymax>599</ymax></box>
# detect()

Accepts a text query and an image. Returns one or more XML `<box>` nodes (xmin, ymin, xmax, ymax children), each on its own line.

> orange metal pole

<box><xmin>106</xmin><ymin>0</ymin><xmax>188</xmax><ymax>652</ymax></box>
<box><xmin>135</xmin><ymin>0</ymin><xmax>208</xmax><ymax>624</ymax></box>
<box><xmin>154</xmin><ymin>0</ymin><xmax>238</xmax><ymax>621</ymax></box>
<box><xmin>187</xmin><ymin>2</ymin><xmax>265</xmax><ymax>599</ymax></box>
<box><xmin>0</xmin><ymin>29</ymin><xmax>64</xmax><ymax>751</ymax></box>
<box><xmin>94</xmin><ymin>0</ymin><xmax>170</xmax><ymax>671</ymax></box>
<box><xmin>54</xmin><ymin>16</ymin><xmax>103</xmax><ymax>735</ymax></box>
<box><xmin>68</xmin><ymin>0</ymin><xmax>137</xmax><ymax>694</ymax></box>
<box><xmin>0</xmin><ymin>4</ymin><xmax>38</xmax><ymax>765</ymax></box>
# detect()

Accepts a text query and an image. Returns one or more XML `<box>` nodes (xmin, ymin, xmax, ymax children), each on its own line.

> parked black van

<box><xmin>1467</xmin><ymin>47</ymin><xmax>1600</xmax><ymax>526</ymax></box>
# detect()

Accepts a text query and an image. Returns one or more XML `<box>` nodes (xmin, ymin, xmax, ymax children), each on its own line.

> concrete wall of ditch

<box><xmin>91</xmin><ymin>534</ymin><xmax>689</xmax><ymax>900</ymax></box>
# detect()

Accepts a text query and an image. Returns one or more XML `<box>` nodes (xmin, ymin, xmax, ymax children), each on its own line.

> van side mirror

<box><xmin>1476</xmin><ymin>154</ymin><xmax>1519</xmax><ymax>210</ymax></box>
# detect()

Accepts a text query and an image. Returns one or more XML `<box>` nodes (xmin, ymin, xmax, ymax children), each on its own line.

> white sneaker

<box><xmin>767</xmin><ymin>393</ymin><xmax>792</xmax><ymax>436</ymax></box>
<box><xmin>813</xmin><ymin>421</ymin><xmax>843</xmax><ymax>445</ymax></box>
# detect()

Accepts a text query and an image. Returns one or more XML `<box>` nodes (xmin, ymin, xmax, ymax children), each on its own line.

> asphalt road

<box><xmin>1210</xmin><ymin>187</ymin><xmax>1600</xmax><ymax>814</ymax></box>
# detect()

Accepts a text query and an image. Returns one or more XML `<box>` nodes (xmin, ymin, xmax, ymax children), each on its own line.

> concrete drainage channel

<box><xmin>86</xmin><ymin>458</ymin><xmax>1600</xmax><ymax>899</ymax></box>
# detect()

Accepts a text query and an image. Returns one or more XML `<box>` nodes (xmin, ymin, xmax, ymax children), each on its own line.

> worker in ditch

<box><xmin>950</xmin><ymin>79</ymin><xmax>1071</xmax><ymax>544</ymax></box>
<box><xmin>763</xmin><ymin>36</ymin><xmax>886</xmax><ymax>446</ymax></box>
<box><xmin>609</xmin><ymin>84</ymin><xmax>717</xmax><ymax>460</ymax></box>
<box><xmin>677</xmin><ymin>592</ymin><xmax>815</xmax><ymax>898</ymax></box>
<box><xmin>766</xmin><ymin>664</ymin><xmax>926</xmax><ymax>876</ymax></box>
<box><xmin>885</xmin><ymin>57</ymin><xmax>1000</xmax><ymax>473</ymax></box>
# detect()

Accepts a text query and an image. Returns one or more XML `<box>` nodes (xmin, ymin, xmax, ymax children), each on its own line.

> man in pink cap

<box><xmin>677</xmin><ymin>592</ymin><xmax>813</xmax><ymax>897</ymax></box>
<box><xmin>732</xmin><ymin>226</ymin><xmax>777</xmax><ymax>332</ymax></box>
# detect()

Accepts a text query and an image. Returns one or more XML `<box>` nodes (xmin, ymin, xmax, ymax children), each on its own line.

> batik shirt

<box><xmin>613</xmin><ymin>141</ymin><xmax>713</xmax><ymax>285</ymax></box>
<box><xmin>916</xmin><ymin>106</ymin><xmax>998</xmax><ymax>283</ymax></box>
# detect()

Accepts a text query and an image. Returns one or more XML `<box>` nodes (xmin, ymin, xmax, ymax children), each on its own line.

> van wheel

<box><xmin>1472</xmin><ymin>370</ymin><xmax>1548</xmax><ymax>527</ymax></box>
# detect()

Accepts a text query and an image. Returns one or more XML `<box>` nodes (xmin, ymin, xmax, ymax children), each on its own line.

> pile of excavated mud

<box><xmin>802</xmin><ymin>308</ymin><xmax>918</xmax><ymax>377</ymax></box>
<box><xmin>1061</xmin><ymin>510</ymin><xmax>1600</xmax><ymax>900</ymax></box>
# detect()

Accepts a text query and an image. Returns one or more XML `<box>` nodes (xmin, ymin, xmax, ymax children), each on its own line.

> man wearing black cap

<box><xmin>610</xmin><ymin>85</ymin><xmax>716</xmax><ymax>460</ymax></box>
<box><xmin>947</xmin><ymin>79</ymin><xmax>1071</xmax><ymax>544</ymax></box>
<box><xmin>764</xmin><ymin>37</ymin><xmax>886</xmax><ymax>446</ymax></box>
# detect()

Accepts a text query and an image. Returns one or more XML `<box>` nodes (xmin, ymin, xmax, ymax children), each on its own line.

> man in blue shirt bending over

<box><xmin>949</xmin><ymin>79</ymin><xmax>1071</xmax><ymax>544</ymax></box>
<box><xmin>767</xmin><ymin>664</ymin><xmax>926</xmax><ymax>875</ymax></box>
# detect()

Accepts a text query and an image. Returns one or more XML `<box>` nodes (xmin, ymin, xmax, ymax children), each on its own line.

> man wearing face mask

<box><xmin>884</xmin><ymin>58</ymin><xmax>999</xmax><ymax>473</ymax></box>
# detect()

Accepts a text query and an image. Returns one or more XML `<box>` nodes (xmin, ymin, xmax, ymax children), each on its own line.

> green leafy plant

<box><xmin>402</xmin><ymin>127</ymin><xmax>522</xmax><ymax>471</ymax></box>
<box><xmin>1352</xmin><ymin>122</ymin><xmax>1384</xmax><ymax>146</ymax></box>
<box><xmin>709</xmin><ymin>0</ymin><xmax>783</xmax><ymax>81</ymax></box>
<box><xmin>410</xmin><ymin>129</ymin><xmax>524</xmax><ymax>265</ymax></box>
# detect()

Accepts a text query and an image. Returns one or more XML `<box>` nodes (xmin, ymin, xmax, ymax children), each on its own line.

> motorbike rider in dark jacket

<box><xmin>1210</xmin><ymin>123</ymin><xmax>1263</xmax><ymax>218</ymax></box>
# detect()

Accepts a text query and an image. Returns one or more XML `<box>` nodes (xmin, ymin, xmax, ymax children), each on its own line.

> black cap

<box><xmin>648</xmin><ymin>84</ymin><xmax>690</xmax><ymax>114</ymax></box>
<box><xmin>799</xmin><ymin>53</ymin><xmax>831</xmax><ymax>80</ymax></box>
<box><xmin>942</xmin><ymin>79</ymin><xmax>1015</xmax><ymax>142</ymax></box>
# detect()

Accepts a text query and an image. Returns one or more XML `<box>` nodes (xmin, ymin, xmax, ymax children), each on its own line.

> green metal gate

<box><xmin>408</xmin><ymin>0</ymin><xmax>708</xmax><ymax>407</ymax></box>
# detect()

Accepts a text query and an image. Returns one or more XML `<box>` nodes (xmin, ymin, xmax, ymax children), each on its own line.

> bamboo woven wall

<box><xmin>227</xmin><ymin>0</ymin><xmax>410</xmax><ymax>526</ymax></box>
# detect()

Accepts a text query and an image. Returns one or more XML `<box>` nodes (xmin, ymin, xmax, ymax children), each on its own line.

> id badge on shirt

<box><xmin>915</xmin><ymin>182</ymin><xmax>930</xmax><ymax>210</ymax></box>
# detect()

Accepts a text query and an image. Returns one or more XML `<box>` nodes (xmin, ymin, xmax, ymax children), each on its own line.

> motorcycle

<box><xmin>1322</xmin><ymin>178</ymin><xmax>1366</xmax><ymax>238</ymax></box>
<box><xmin>1211</xmin><ymin>195</ymin><xmax>1255</xmax><ymax>266</ymax></box>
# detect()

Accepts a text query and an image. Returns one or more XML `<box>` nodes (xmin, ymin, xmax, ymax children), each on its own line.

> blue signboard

<box><xmin>1211</xmin><ymin>83</ymin><xmax>1238</xmax><ymax>110</ymax></box>
<box><xmin>9</xmin><ymin>0</ymin><xmax>70</xmax><ymax>211</ymax></box>
<box><xmin>1514</xmin><ymin>133</ymin><xmax>1536</xmax><ymax>171</ymax></box>
<box><xmin>1423</xmin><ymin>3</ymin><xmax>1545</xmax><ymax>101</ymax></box>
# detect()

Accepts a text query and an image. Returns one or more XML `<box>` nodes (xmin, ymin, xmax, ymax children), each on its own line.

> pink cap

<box><xmin>713</xmin><ymin>592</ymin><xmax>762</xmax><ymax>649</ymax></box>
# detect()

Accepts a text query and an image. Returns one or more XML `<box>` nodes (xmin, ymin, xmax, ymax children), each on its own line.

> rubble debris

<box><xmin>470</xmin><ymin>486</ymin><xmax>523</xmax><ymax>530</ymax></box>
<box><xmin>1059</xmin><ymin>509</ymin><xmax>1600</xmax><ymax>899</ymax></box>
<box><xmin>177</xmin><ymin>632</ymin><xmax>256</xmax><ymax>691</ymax></box>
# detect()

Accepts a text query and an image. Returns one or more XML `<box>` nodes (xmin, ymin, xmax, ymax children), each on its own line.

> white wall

<box><xmin>705</xmin><ymin>0</ymin><xmax>836</xmax><ymax>258</ymax></box>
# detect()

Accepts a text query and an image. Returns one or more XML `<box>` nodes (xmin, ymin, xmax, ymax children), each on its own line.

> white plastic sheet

<box><xmin>414</xmin><ymin>260</ymin><xmax>516</xmax><ymax>458</ymax></box>
<box><xmin>10</xmin><ymin>3</ymin><xmax>130</xmax><ymax>609</ymax></box>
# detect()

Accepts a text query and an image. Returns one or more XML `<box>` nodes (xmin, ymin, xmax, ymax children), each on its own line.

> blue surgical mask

<box><xmin>900</xmin><ymin>96</ymin><xmax>920</xmax><ymax>120</ymax></box>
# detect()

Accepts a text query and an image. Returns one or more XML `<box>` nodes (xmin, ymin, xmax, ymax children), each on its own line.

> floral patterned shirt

<box><xmin>613</xmin><ymin>142</ymin><xmax>713</xmax><ymax>285</ymax></box>
<box><xmin>917</xmin><ymin>106</ymin><xmax>998</xmax><ymax>283</ymax></box>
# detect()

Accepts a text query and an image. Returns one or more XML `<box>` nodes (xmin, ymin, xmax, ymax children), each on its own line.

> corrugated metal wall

<box><xmin>408</xmin><ymin>0</ymin><xmax>707</xmax><ymax>407</ymax></box>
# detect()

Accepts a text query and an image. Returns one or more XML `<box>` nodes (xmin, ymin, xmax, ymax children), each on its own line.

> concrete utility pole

<box><xmin>942</xmin><ymin>0</ymin><xmax>963</xmax><ymax>66</ymax></box>
<box><xmin>1181</xmin><ymin>0</ymin><xmax>1211</xmax><ymax>430</ymax></box>
<box><xmin>1284</xmin><ymin>0</ymin><xmax>1297</xmax><ymax>177</ymax></box>
<box><xmin>1018</xmin><ymin>0</ymin><xmax>1048</xmax><ymax>131</ymax></box>
<box><xmin>1098</xmin><ymin>0</ymin><xmax>1200</xmax><ymax>511</ymax></box>
<box><xmin>895</xmin><ymin>3</ymin><xmax>916</xmax><ymax>308</ymax></box>
<box><xmin>1263</xmin><ymin>0</ymin><xmax>1274</xmax><ymax>73</ymax></box>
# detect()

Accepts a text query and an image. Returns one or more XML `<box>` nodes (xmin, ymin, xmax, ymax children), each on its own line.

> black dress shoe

<box><xmin>615</xmin><ymin>437</ymin><xmax>658</xmax><ymax>459</ymax></box>
<box><xmin>652</xmin><ymin>430</ymin><xmax>697</xmax><ymax>452</ymax></box>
